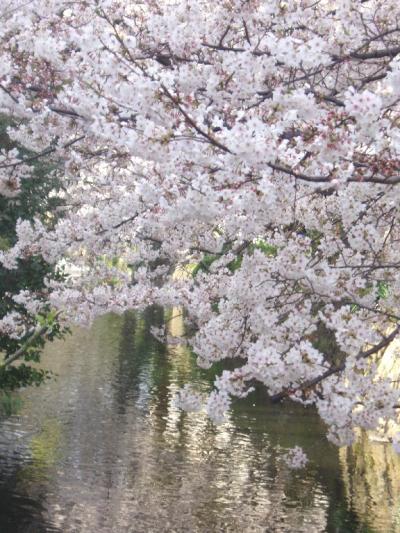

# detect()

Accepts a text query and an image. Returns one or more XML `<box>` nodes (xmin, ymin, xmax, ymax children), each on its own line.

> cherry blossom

<box><xmin>1</xmin><ymin>0</ymin><xmax>400</xmax><ymax>454</ymax></box>
<box><xmin>283</xmin><ymin>446</ymin><xmax>308</xmax><ymax>470</ymax></box>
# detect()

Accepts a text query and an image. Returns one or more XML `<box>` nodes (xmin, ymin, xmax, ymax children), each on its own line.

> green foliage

<box><xmin>252</xmin><ymin>238</ymin><xmax>278</xmax><ymax>257</ymax></box>
<box><xmin>192</xmin><ymin>238</ymin><xmax>278</xmax><ymax>277</ymax></box>
<box><xmin>0</xmin><ymin>390</ymin><xmax>23</xmax><ymax>417</ymax></box>
<box><xmin>192</xmin><ymin>253</ymin><xmax>219</xmax><ymax>276</ymax></box>
<box><xmin>351</xmin><ymin>280</ymin><xmax>390</xmax><ymax>314</ymax></box>
<box><xmin>0</xmin><ymin>115</ymin><xmax>68</xmax><ymax>391</ymax></box>
<box><xmin>377</xmin><ymin>280</ymin><xmax>389</xmax><ymax>300</ymax></box>
<box><xmin>0</xmin><ymin>364</ymin><xmax>51</xmax><ymax>390</ymax></box>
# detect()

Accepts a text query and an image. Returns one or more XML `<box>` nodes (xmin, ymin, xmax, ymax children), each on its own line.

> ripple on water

<box><xmin>0</xmin><ymin>311</ymin><xmax>397</xmax><ymax>532</ymax></box>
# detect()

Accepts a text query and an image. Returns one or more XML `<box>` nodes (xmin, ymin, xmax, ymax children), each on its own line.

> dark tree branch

<box><xmin>270</xmin><ymin>325</ymin><xmax>400</xmax><ymax>403</ymax></box>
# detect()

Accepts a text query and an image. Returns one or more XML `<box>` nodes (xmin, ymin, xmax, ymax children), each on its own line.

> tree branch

<box><xmin>269</xmin><ymin>324</ymin><xmax>400</xmax><ymax>403</ymax></box>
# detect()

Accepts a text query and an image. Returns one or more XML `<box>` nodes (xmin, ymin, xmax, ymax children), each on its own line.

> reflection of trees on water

<box><xmin>0</xmin><ymin>418</ymin><xmax>61</xmax><ymax>532</ymax></box>
<box><xmin>0</xmin><ymin>310</ymin><xmax>398</xmax><ymax>532</ymax></box>
<box><xmin>113</xmin><ymin>311</ymin><xmax>348</xmax><ymax>532</ymax></box>
<box><xmin>115</xmin><ymin>306</ymin><xmax>169</xmax><ymax>413</ymax></box>
<box><xmin>340</xmin><ymin>431</ymin><xmax>400</xmax><ymax>533</ymax></box>
<box><xmin>336</xmin><ymin>337</ymin><xmax>400</xmax><ymax>533</ymax></box>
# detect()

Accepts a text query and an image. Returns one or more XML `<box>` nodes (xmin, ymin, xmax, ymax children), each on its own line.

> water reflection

<box><xmin>0</xmin><ymin>309</ymin><xmax>397</xmax><ymax>532</ymax></box>
<box><xmin>340</xmin><ymin>431</ymin><xmax>400</xmax><ymax>533</ymax></box>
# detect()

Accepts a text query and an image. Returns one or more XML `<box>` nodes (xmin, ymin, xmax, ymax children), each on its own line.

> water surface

<box><xmin>0</xmin><ymin>308</ymin><xmax>399</xmax><ymax>532</ymax></box>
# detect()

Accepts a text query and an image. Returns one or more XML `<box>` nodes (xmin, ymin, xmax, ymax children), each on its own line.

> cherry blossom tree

<box><xmin>1</xmin><ymin>0</ymin><xmax>400</xmax><ymax>452</ymax></box>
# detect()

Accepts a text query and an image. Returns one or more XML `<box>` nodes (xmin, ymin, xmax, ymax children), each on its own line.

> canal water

<box><xmin>0</xmin><ymin>308</ymin><xmax>399</xmax><ymax>532</ymax></box>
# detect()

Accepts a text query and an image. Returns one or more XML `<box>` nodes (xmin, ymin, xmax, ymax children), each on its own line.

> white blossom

<box><xmin>283</xmin><ymin>446</ymin><xmax>309</xmax><ymax>470</ymax></box>
<box><xmin>0</xmin><ymin>0</ymin><xmax>400</xmax><ymax>448</ymax></box>
<box><xmin>173</xmin><ymin>385</ymin><xmax>203</xmax><ymax>413</ymax></box>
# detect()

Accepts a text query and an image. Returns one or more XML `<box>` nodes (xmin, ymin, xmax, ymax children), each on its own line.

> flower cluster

<box><xmin>283</xmin><ymin>446</ymin><xmax>309</xmax><ymax>470</ymax></box>
<box><xmin>0</xmin><ymin>0</ymin><xmax>400</xmax><ymax>453</ymax></box>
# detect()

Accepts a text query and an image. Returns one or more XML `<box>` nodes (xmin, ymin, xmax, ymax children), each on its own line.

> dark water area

<box><xmin>0</xmin><ymin>308</ymin><xmax>399</xmax><ymax>532</ymax></box>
